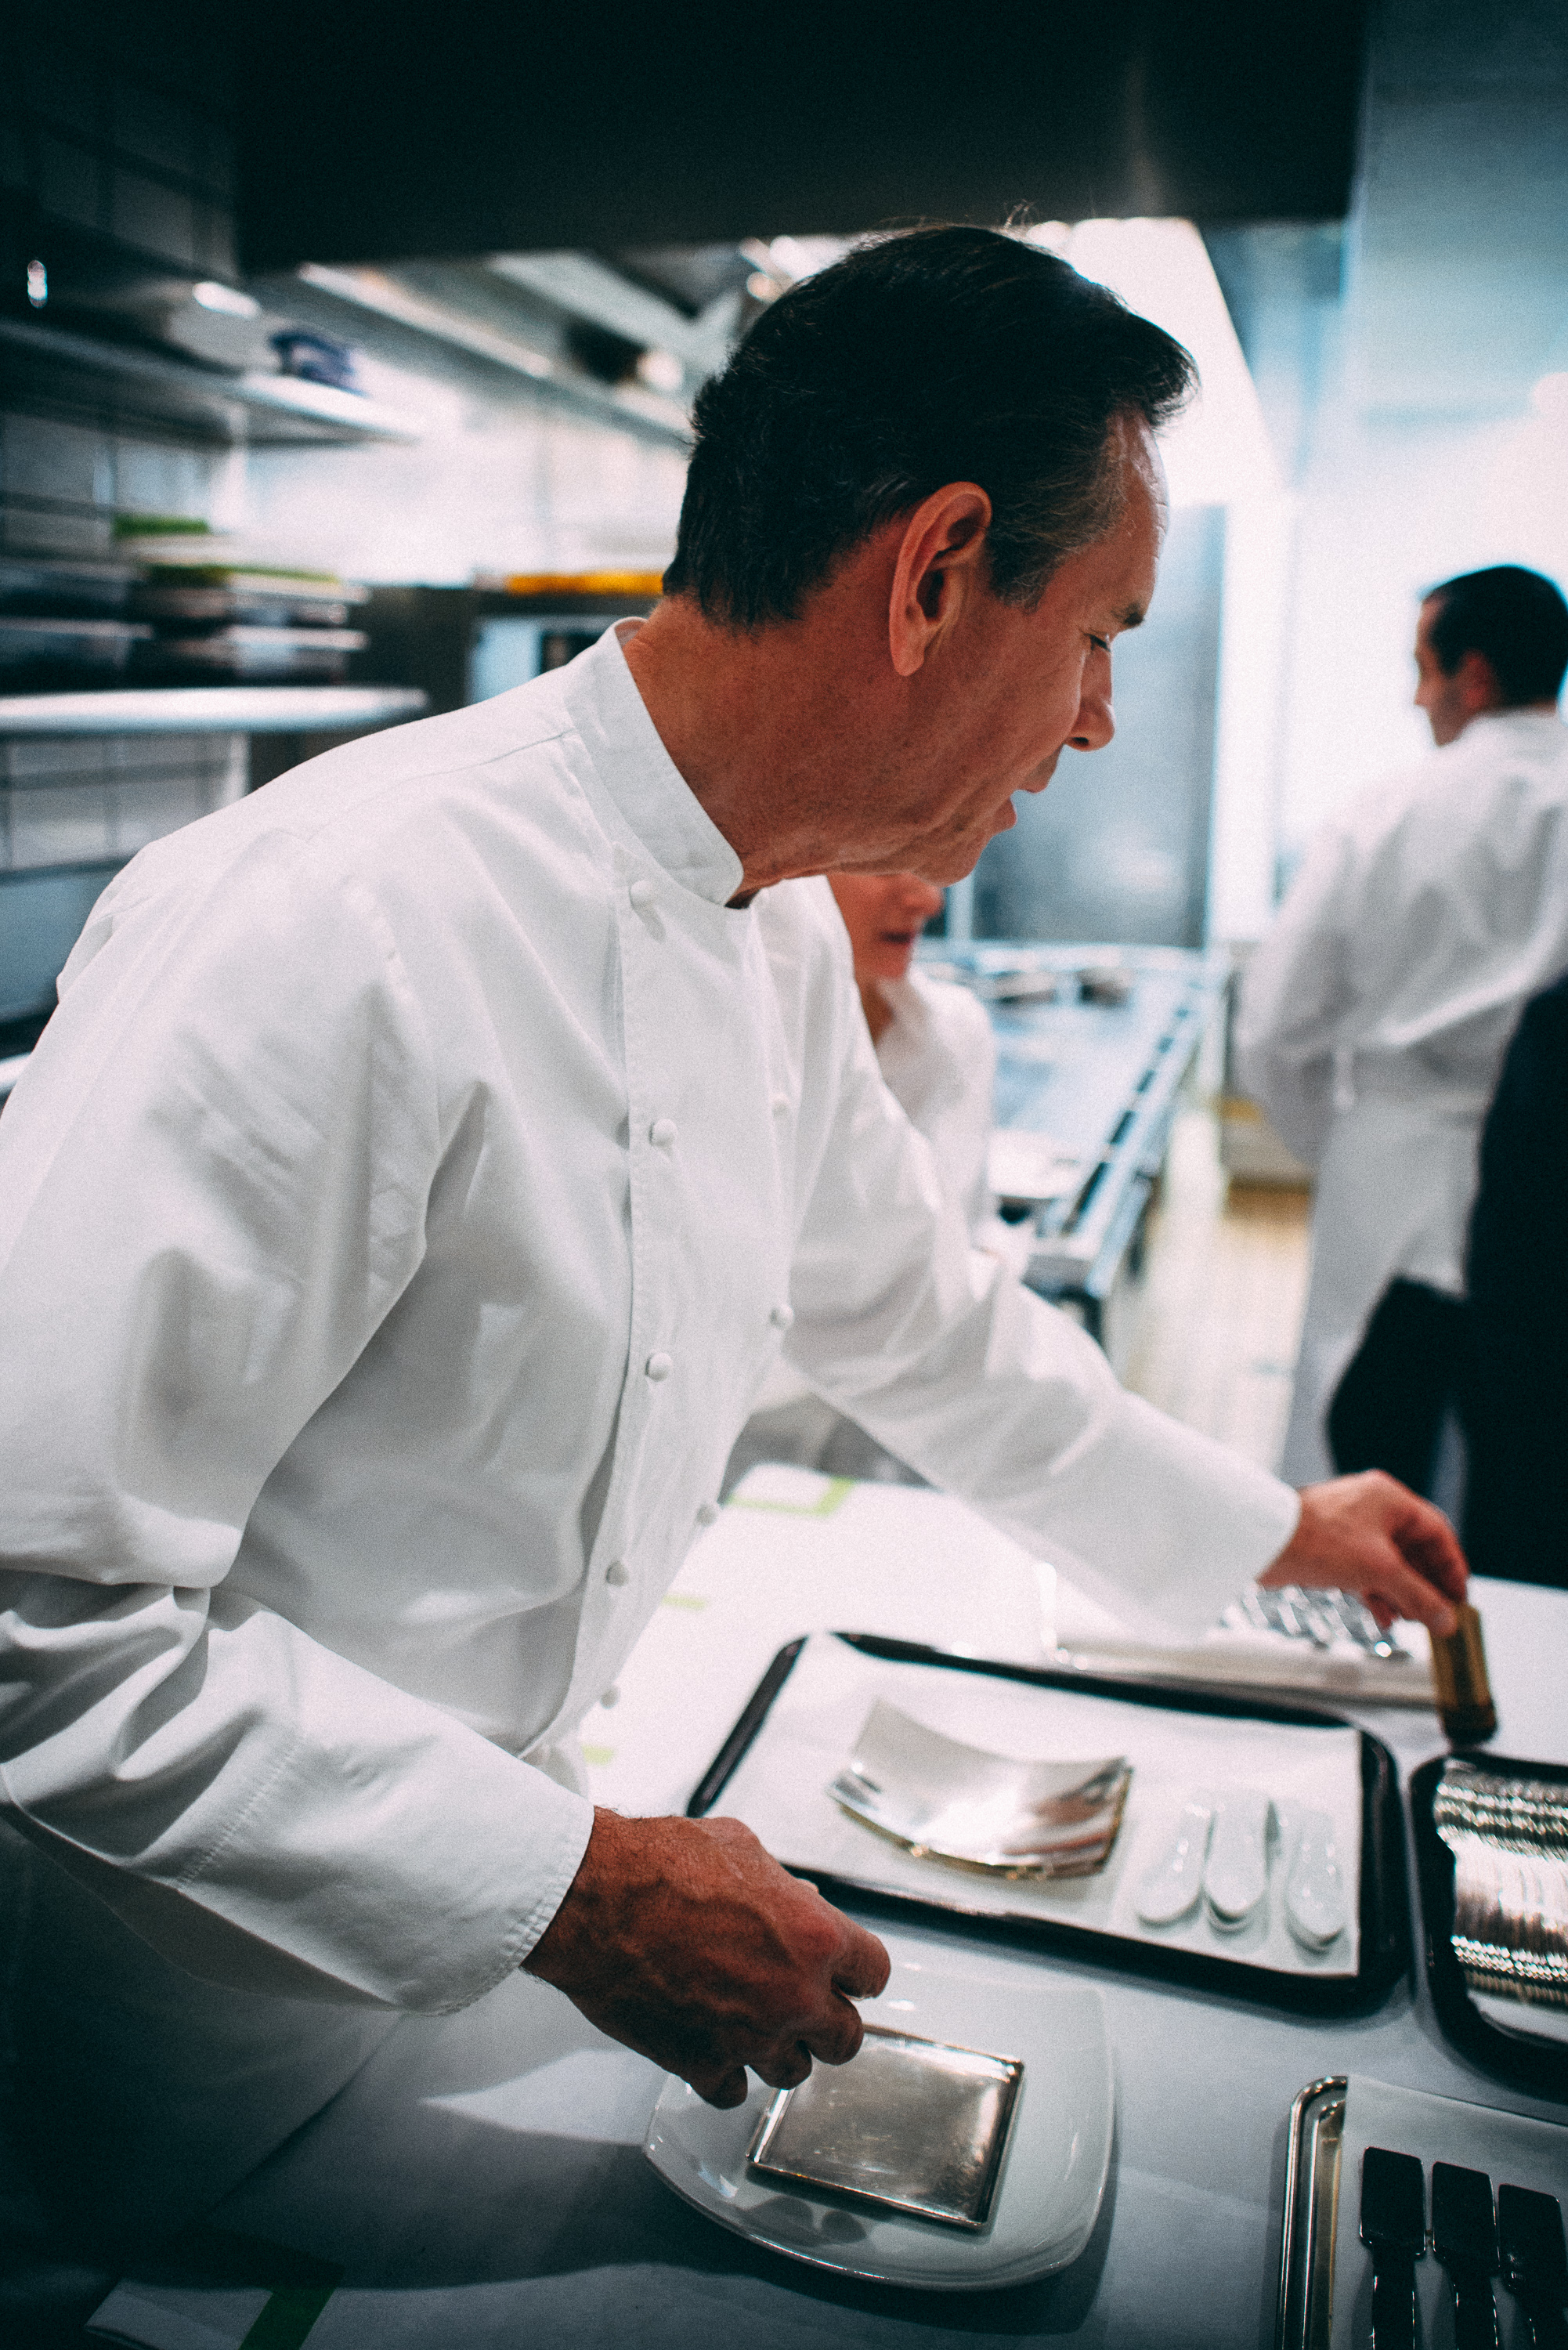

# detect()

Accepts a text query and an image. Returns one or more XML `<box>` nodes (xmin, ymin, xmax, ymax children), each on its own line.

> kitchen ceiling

<box><xmin>235</xmin><ymin>0</ymin><xmax>1370</xmax><ymax>272</ymax></box>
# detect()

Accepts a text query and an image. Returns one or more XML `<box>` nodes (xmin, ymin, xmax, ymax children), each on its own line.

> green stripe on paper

<box><xmin>732</xmin><ymin>1475</ymin><xmax>854</xmax><ymax>1519</ymax></box>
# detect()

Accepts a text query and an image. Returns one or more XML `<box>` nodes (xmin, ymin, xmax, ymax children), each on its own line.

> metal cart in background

<box><xmin>919</xmin><ymin>941</ymin><xmax>1232</xmax><ymax>1370</ymax></box>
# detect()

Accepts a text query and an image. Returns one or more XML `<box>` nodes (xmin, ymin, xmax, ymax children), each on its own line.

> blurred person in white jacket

<box><xmin>1237</xmin><ymin>565</ymin><xmax>1568</xmax><ymax>1489</ymax></box>
<box><xmin>830</xmin><ymin>870</ymin><xmax>996</xmax><ymax>1233</ymax></box>
<box><xmin>732</xmin><ymin>869</ymin><xmax>1021</xmax><ymax>1485</ymax></box>
<box><xmin>0</xmin><ymin>227</ymin><xmax>1468</xmax><ymax>2266</ymax></box>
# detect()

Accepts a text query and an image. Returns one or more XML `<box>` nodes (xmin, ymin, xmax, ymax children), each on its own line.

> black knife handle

<box><xmin>1451</xmin><ymin>2269</ymin><xmax>1501</xmax><ymax>2350</ymax></box>
<box><xmin>1371</xmin><ymin>2251</ymin><xmax>1418</xmax><ymax>2350</ymax></box>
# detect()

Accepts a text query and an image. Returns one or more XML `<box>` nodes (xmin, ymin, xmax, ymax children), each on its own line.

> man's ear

<box><xmin>887</xmin><ymin>483</ymin><xmax>992</xmax><ymax>678</ymax></box>
<box><xmin>1456</xmin><ymin>647</ymin><xmax>1505</xmax><ymax>716</ymax></box>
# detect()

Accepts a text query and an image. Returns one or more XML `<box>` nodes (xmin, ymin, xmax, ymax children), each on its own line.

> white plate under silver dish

<box><xmin>642</xmin><ymin>1939</ymin><xmax>1114</xmax><ymax>2290</ymax></box>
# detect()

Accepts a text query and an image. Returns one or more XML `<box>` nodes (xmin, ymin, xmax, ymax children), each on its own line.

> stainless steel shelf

<box><xmin>0</xmin><ymin>686</ymin><xmax>428</xmax><ymax>736</ymax></box>
<box><xmin>0</xmin><ymin>316</ymin><xmax>422</xmax><ymax>447</ymax></box>
<box><xmin>284</xmin><ymin>266</ymin><xmax>695</xmax><ymax>452</ymax></box>
<box><xmin>919</xmin><ymin>941</ymin><xmax>1232</xmax><ymax>1345</ymax></box>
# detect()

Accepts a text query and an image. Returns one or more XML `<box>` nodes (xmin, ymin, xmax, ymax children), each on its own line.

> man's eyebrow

<box><xmin>1112</xmin><ymin>602</ymin><xmax>1147</xmax><ymax>631</ymax></box>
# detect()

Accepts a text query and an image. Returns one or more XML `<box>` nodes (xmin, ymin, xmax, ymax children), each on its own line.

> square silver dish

<box><xmin>747</xmin><ymin>2024</ymin><xmax>1023</xmax><ymax>2230</ymax></box>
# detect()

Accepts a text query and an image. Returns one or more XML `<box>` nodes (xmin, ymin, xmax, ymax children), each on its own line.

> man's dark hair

<box><xmin>1424</xmin><ymin>565</ymin><xmax>1568</xmax><ymax>707</ymax></box>
<box><xmin>663</xmin><ymin>225</ymin><xmax>1195</xmax><ymax>629</ymax></box>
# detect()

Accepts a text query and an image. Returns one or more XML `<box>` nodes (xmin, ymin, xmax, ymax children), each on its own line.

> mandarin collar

<box><xmin>557</xmin><ymin>619</ymin><xmax>746</xmax><ymax>906</ymax></box>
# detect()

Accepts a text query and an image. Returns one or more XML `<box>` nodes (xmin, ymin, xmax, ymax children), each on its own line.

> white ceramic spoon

<box><xmin>1284</xmin><ymin>1808</ymin><xmax>1348</xmax><ymax>1950</ymax></box>
<box><xmin>1203</xmin><ymin>1789</ymin><xmax>1273</xmax><ymax>1932</ymax></box>
<box><xmin>1135</xmin><ymin>1797</ymin><xmax>1216</xmax><ymax>1926</ymax></box>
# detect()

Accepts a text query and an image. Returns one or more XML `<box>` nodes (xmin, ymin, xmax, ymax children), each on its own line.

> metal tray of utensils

<box><xmin>1277</xmin><ymin>2076</ymin><xmax>1346</xmax><ymax>2350</ymax></box>
<box><xmin>691</xmin><ymin>1633</ymin><xmax>1410</xmax><ymax>2016</ymax></box>
<box><xmin>1411</xmin><ymin>1752</ymin><xmax>1568</xmax><ymax>2102</ymax></box>
<box><xmin>1277</xmin><ymin>2072</ymin><xmax>1568</xmax><ymax>2347</ymax></box>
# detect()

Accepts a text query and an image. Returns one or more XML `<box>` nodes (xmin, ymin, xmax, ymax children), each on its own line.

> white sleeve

<box><xmin>0</xmin><ymin>837</ymin><xmax>591</xmax><ymax>2012</ymax></box>
<box><xmin>786</xmin><ymin>1002</ymin><xmax>1300</xmax><ymax>1641</ymax></box>
<box><xmin>1234</xmin><ymin>826</ymin><xmax>1359</xmax><ymax>1166</ymax></box>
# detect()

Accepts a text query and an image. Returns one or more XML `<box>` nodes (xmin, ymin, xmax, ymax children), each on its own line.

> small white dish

<box><xmin>1204</xmin><ymin>1788</ymin><xmax>1273</xmax><ymax>1932</ymax></box>
<box><xmin>642</xmin><ymin>1939</ymin><xmax>1113</xmax><ymax>2290</ymax></box>
<box><xmin>1283</xmin><ymin>1807</ymin><xmax>1349</xmax><ymax>1950</ymax></box>
<box><xmin>1136</xmin><ymin>1796</ymin><xmax>1215</xmax><ymax>1926</ymax></box>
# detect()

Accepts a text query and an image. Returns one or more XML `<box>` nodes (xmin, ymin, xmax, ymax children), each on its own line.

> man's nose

<box><xmin>1071</xmin><ymin>677</ymin><xmax>1116</xmax><ymax>753</ymax></box>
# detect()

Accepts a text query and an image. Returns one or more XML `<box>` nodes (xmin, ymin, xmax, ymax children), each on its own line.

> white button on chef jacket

<box><xmin>0</xmin><ymin>620</ymin><xmax>1296</xmax><ymax>2017</ymax></box>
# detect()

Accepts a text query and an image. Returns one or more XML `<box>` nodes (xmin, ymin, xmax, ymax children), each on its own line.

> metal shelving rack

<box><xmin>0</xmin><ymin>686</ymin><xmax>428</xmax><ymax>735</ymax></box>
<box><xmin>0</xmin><ymin>316</ymin><xmax>421</xmax><ymax>447</ymax></box>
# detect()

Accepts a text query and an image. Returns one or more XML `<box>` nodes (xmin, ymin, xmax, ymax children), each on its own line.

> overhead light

<box><xmin>26</xmin><ymin>258</ymin><xmax>47</xmax><ymax>307</ymax></box>
<box><xmin>636</xmin><ymin>347</ymin><xmax>685</xmax><ymax>396</ymax></box>
<box><xmin>1028</xmin><ymin>218</ymin><xmax>1281</xmax><ymax>507</ymax></box>
<box><xmin>191</xmin><ymin>280</ymin><xmax>261</xmax><ymax>317</ymax></box>
<box><xmin>766</xmin><ymin>234</ymin><xmax>848</xmax><ymax>285</ymax></box>
<box><xmin>739</xmin><ymin>235</ymin><xmax>850</xmax><ymax>299</ymax></box>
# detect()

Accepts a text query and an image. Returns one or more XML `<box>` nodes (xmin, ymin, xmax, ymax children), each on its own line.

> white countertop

<box><xmin>92</xmin><ymin>1475</ymin><xmax>1568</xmax><ymax>2350</ymax></box>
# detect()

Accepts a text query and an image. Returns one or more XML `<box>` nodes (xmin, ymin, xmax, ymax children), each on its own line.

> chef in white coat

<box><xmin>0</xmin><ymin>227</ymin><xmax>1466</xmax><ymax>2261</ymax></box>
<box><xmin>828</xmin><ymin>868</ymin><xmax>1003</xmax><ymax>1240</ymax></box>
<box><xmin>1237</xmin><ymin>564</ymin><xmax>1568</xmax><ymax>1487</ymax></box>
<box><xmin>730</xmin><ymin>870</ymin><xmax>1021</xmax><ymax>1485</ymax></box>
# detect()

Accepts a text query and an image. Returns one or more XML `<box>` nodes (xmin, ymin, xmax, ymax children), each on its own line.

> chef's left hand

<box><xmin>1259</xmin><ymin>1470</ymin><xmax>1468</xmax><ymax>1636</ymax></box>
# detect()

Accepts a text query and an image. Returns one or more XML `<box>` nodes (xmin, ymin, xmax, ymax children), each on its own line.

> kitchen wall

<box><xmin>1223</xmin><ymin>0</ymin><xmax>1568</xmax><ymax>891</ymax></box>
<box><xmin>973</xmin><ymin>506</ymin><xmax>1226</xmax><ymax>948</ymax></box>
<box><xmin>1</xmin><ymin>2</ymin><xmax>246</xmax><ymax>946</ymax></box>
<box><xmin>1</xmin><ymin>2</ymin><xmax>688</xmax><ymax>992</ymax></box>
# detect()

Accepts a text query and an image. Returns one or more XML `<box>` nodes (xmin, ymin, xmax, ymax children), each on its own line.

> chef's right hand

<box><xmin>1261</xmin><ymin>1469</ymin><xmax>1468</xmax><ymax>1635</ymax></box>
<box><xmin>523</xmin><ymin>1807</ymin><xmax>891</xmax><ymax>2108</ymax></box>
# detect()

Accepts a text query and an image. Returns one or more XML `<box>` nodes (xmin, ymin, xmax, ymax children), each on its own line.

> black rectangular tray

<box><xmin>688</xmin><ymin>1631</ymin><xmax>1410</xmax><ymax>2017</ymax></box>
<box><xmin>1410</xmin><ymin>1748</ymin><xmax>1568</xmax><ymax>2102</ymax></box>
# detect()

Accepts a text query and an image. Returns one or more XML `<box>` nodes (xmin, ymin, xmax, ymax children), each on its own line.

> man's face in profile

<box><xmin>865</xmin><ymin>418</ymin><xmax>1168</xmax><ymax>885</ymax></box>
<box><xmin>1413</xmin><ymin>598</ymin><xmax>1473</xmax><ymax>747</ymax></box>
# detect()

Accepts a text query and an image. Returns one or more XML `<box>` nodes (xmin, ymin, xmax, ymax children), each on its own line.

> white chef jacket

<box><xmin>0</xmin><ymin>621</ymin><xmax>1298</xmax><ymax>2017</ymax></box>
<box><xmin>871</xmin><ymin>970</ymin><xmax>995</xmax><ymax>1234</ymax></box>
<box><xmin>1237</xmin><ymin>708</ymin><xmax>1568</xmax><ymax>1481</ymax></box>
<box><xmin>749</xmin><ymin>966</ymin><xmax>1003</xmax><ymax>1417</ymax></box>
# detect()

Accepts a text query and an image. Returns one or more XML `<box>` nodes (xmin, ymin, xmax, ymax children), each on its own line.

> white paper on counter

<box><xmin>580</xmin><ymin>1471</ymin><xmax>1050</xmax><ymax>1819</ymax></box>
<box><xmin>1049</xmin><ymin>1571</ymin><xmax>1436</xmax><ymax>1708</ymax></box>
<box><xmin>714</xmin><ymin>1632</ymin><xmax>1365</xmax><ymax>1977</ymax></box>
<box><xmin>1328</xmin><ymin>2073</ymin><xmax>1568</xmax><ymax>2350</ymax></box>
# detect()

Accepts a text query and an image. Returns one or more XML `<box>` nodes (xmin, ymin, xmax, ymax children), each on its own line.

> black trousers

<box><xmin>1326</xmin><ymin>1277</ymin><xmax>1469</xmax><ymax>1499</ymax></box>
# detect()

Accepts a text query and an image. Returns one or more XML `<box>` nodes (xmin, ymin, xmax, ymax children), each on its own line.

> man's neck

<box><xmin>859</xmin><ymin>978</ymin><xmax>894</xmax><ymax>1045</ymax></box>
<box><xmin>1451</xmin><ymin>697</ymin><xmax>1558</xmax><ymax>743</ymax></box>
<box><xmin>621</xmin><ymin>584</ymin><xmax>902</xmax><ymax>892</ymax></box>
